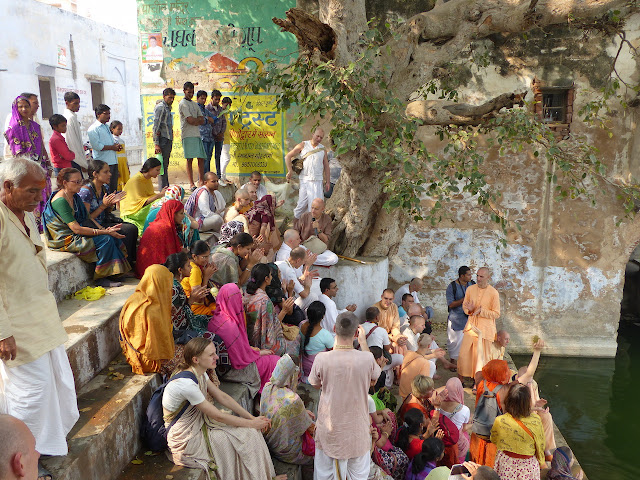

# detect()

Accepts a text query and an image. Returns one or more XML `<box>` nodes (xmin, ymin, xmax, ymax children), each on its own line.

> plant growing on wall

<box><xmin>238</xmin><ymin>1</ymin><xmax>640</xmax><ymax>257</ymax></box>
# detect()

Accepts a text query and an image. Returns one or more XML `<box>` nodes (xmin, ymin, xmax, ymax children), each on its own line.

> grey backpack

<box><xmin>472</xmin><ymin>383</ymin><xmax>503</xmax><ymax>437</ymax></box>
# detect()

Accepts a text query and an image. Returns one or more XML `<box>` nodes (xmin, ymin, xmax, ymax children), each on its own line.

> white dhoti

<box><xmin>199</xmin><ymin>213</ymin><xmax>224</xmax><ymax>233</ymax></box>
<box><xmin>382</xmin><ymin>353</ymin><xmax>404</xmax><ymax>388</ymax></box>
<box><xmin>314</xmin><ymin>447</ymin><xmax>370</xmax><ymax>480</ymax></box>
<box><xmin>0</xmin><ymin>345</ymin><xmax>79</xmax><ymax>455</ymax></box>
<box><xmin>220</xmin><ymin>143</ymin><xmax>231</xmax><ymax>178</ymax></box>
<box><xmin>447</xmin><ymin>321</ymin><xmax>464</xmax><ymax>360</ymax></box>
<box><xmin>315</xmin><ymin>249</ymin><xmax>339</xmax><ymax>266</ymax></box>
<box><xmin>294</xmin><ymin>180</ymin><xmax>323</xmax><ymax>219</ymax></box>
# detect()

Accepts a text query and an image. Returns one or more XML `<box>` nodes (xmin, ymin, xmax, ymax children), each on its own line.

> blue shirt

<box><xmin>87</xmin><ymin>121</ymin><xmax>117</xmax><ymax>165</ymax></box>
<box><xmin>446</xmin><ymin>280</ymin><xmax>474</xmax><ymax>331</ymax></box>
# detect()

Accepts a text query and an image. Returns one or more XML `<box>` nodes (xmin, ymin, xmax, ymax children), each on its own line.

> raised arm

<box><xmin>517</xmin><ymin>340</ymin><xmax>545</xmax><ymax>385</ymax></box>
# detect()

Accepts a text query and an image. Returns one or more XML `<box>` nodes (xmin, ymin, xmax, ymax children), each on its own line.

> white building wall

<box><xmin>0</xmin><ymin>0</ymin><xmax>143</xmax><ymax>165</ymax></box>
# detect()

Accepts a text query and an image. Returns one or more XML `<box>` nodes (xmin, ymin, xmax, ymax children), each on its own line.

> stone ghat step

<box><xmin>61</xmin><ymin>279</ymin><xmax>138</xmax><ymax>391</ymax></box>
<box><xmin>41</xmin><ymin>356</ymin><xmax>162</xmax><ymax>480</ymax></box>
<box><xmin>47</xmin><ymin>248</ymin><xmax>94</xmax><ymax>303</ymax></box>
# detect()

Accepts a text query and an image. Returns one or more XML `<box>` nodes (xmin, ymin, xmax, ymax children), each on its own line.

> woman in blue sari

<box><xmin>43</xmin><ymin>168</ymin><xmax>131</xmax><ymax>287</ymax></box>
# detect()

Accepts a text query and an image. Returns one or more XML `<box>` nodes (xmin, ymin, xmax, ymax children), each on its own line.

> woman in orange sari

<box><xmin>119</xmin><ymin>264</ymin><xmax>174</xmax><ymax>374</ymax></box>
<box><xmin>469</xmin><ymin>359</ymin><xmax>511</xmax><ymax>468</ymax></box>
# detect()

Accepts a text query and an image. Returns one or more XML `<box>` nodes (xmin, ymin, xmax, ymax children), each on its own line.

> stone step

<box><xmin>61</xmin><ymin>279</ymin><xmax>138</xmax><ymax>391</ymax></box>
<box><xmin>47</xmin><ymin>248</ymin><xmax>94</xmax><ymax>303</ymax></box>
<box><xmin>117</xmin><ymin>450</ymin><xmax>206</xmax><ymax>480</ymax></box>
<box><xmin>41</xmin><ymin>356</ymin><xmax>162</xmax><ymax>480</ymax></box>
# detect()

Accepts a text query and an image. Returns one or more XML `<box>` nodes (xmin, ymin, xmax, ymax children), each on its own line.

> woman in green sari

<box><xmin>120</xmin><ymin>157</ymin><xmax>166</xmax><ymax>234</ymax></box>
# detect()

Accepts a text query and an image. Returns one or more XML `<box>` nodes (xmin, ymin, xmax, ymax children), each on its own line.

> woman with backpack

<box><xmin>163</xmin><ymin>337</ymin><xmax>286</xmax><ymax>480</ymax></box>
<box><xmin>469</xmin><ymin>359</ymin><xmax>511</xmax><ymax>468</ymax></box>
<box><xmin>490</xmin><ymin>383</ymin><xmax>545</xmax><ymax>480</ymax></box>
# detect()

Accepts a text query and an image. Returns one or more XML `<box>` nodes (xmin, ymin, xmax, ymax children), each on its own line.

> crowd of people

<box><xmin>0</xmin><ymin>105</ymin><xmax>585</xmax><ymax>480</ymax></box>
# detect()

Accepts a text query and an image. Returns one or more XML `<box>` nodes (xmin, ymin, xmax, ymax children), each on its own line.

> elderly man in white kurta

<box><xmin>0</xmin><ymin>158</ymin><xmax>79</xmax><ymax>463</ymax></box>
<box><xmin>285</xmin><ymin>128</ymin><xmax>330</xmax><ymax>219</ymax></box>
<box><xmin>276</xmin><ymin>228</ymin><xmax>337</xmax><ymax>267</ymax></box>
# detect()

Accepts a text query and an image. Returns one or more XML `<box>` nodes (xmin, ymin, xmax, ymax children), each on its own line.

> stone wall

<box><xmin>389</xmin><ymin>16</ymin><xmax>640</xmax><ymax>357</ymax></box>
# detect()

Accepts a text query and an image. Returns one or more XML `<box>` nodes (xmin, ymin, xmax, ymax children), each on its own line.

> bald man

<box><xmin>184</xmin><ymin>172</ymin><xmax>225</xmax><ymax>234</ymax></box>
<box><xmin>457</xmin><ymin>267</ymin><xmax>501</xmax><ymax>381</ymax></box>
<box><xmin>293</xmin><ymin>197</ymin><xmax>338</xmax><ymax>266</ymax></box>
<box><xmin>394</xmin><ymin>277</ymin><xmax>423</xmax><ymax>306</ymax></box>
<box><xmin>285</xmin><ymin>128</ymin><xmax>330</xmax><ymax>219</ymax></box>
<box><xmin>0</xmin><ymin>415</ymin><xmax>39</xmax><ymax>480</ymax></box>
<box><xmin>224</xmin><ymin>188</ymin><xmax>250</xmax><ymax>232</ymax></box>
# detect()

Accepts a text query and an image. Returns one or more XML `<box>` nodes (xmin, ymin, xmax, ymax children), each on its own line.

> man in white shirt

<box><xmin>275</xmin><ymin>246</ymin><xmax>318</xmax><ymax>310</ymax></box>
<box><xmin>394</xmin><ymin>277</ymin><xmax>423</xmax><ymax>306</ymax></box>
<box><xmin>62</xmin><ymin>91</ymin><xmax>87</xmax><ymax>174</ymax></box>
<box><xmin>359</xmin><ymin>307</ymin><xmax>403</xmax><ymax>387</ymax></box>
<box><xmin>318</xmin><ymin>277</ymin><xmax>356</xmax><ymax>334</ymax></box>
<box><xmin>184</xmin><ymin>172</ymin><xmax>225</xmax><ymax>235</ymax></box>
<box><xmin>398</xmin><ymin>293</ymin><xmax>415</xmax><ymax>326</ymax></box>
<box><xmin>242</xmin><ymin>171</ymin><xmax>268</xmax><ymax>200</ymax></box>
<box><xmin>276</xmin><ymin>228</ymin><xmax>337</xmax><ymax>267</ymax></box>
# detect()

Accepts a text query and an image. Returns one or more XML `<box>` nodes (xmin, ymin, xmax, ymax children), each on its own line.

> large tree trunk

<box><xmin>326</xmin><ymin>149</ymin><xmax>408</xmax><ymax>257</ymax></box>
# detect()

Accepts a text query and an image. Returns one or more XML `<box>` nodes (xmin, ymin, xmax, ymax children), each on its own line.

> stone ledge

<box><xmin>47</xmin><ymin>248</ymin><xmax>94</xmax><ymax>303</ymax></box>
<box><xmin>42</xmin><ymin>357</ymin><xmax>162</xmax><ymax>480</ymax></box>
<box><xmin>61</xmin><ymin>279</ymin><xmax>138</xmax><ymax>390</ymax></box>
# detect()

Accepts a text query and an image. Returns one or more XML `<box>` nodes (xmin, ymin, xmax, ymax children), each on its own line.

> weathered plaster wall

<box><xmin>0</xmin><ymin>0</ymin><xmax>144</xmax><ymax>164</ymax></box>
<box><xmin>389</xmin><ymin>17</ymin><xmax>640</xmax><ymax>357</ymax></box>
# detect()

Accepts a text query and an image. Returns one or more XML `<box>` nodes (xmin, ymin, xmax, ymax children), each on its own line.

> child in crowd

<box><xmin>110</xmin><ymin>120</ymin><xmax>130</xmax><ymax>190</ymax></box>
<box><xmin>48</xmin><ymin>114</ymin><xmax>75</xmax><ymax>177</ymax></box>
<box><xmin>219</xmin><ymin>96</ymin><xmax>233</xmax><ymax>184</ymax></box>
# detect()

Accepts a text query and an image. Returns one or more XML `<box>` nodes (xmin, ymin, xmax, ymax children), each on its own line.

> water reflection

<box><xmin>512</xmin><ymin>322</ymin><xmax>640</xmax><ymax>480</ymax></box>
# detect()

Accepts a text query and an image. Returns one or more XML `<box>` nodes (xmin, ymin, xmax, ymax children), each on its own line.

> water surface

<box><xmin>512</xmin><ymin>322</ymin><xmax>640</xmax><ymax>480</ymax></box>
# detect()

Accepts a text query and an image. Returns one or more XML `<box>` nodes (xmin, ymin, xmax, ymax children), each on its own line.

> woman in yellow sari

<box><xmin>119</xmin><ymin>264</ymin><xmax>175</xmax><ymax>374</ymax></box>
<box><xmin>120</xmin><ymin>157</ymin><xmax>166</xmax><ymax>234</ymax></box>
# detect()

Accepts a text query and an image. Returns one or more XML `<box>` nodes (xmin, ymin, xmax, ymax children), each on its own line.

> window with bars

<box><xmin>532</xmin><ymin>79</ymin><xmax>574</xmax><ymax>136</ymax></box>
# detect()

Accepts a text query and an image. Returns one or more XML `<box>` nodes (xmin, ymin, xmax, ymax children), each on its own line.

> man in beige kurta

<box><xmin>0</xmin><ymin>158</ymin><xmax>79</xmax><ymax>459</ymax></box>
<box><xmin>457</xmin><ymin>267</ymin><xmax>501</xmax><ymax>379</ymax></box>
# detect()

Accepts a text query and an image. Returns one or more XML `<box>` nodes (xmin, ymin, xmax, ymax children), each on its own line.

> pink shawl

<box><xmin>444</xmin><ymin>377</ymin><xmax>465</xmax><ymax>404</ymax></box>
<box><xmin>208</xmin><ymin>283</ymin><xmax>260</xmax><ymax>369</ymax></box>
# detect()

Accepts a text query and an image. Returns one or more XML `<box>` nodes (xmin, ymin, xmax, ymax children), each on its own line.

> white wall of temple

<box><xmin>0</xmin><ymin>0</ymin><xmax>144</xmax><ymax>165</ymax></box>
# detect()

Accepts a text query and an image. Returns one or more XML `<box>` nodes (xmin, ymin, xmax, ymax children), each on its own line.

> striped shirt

<box><xmin>153</xmin><ymin>100</ymin><xmax>173</xmax><ymax>144</ymax></box>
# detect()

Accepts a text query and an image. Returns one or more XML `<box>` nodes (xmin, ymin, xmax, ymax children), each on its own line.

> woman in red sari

<box><xmin>398</xmin><ymin>374</ymin><xmax>459</xmax><ymax>468</ymax></box>
<box><xmin>136</xmin><ymin>199</ymin><xmax>184</xmax><ymax>277</ymax></box>
<box><xmin>469</xmin><ymin>359</ymin><xmax>511</xmax><ymax>468</ymax></box>
<box><xmin>208</xmin><ymin>283</ymin><xmax>280</xmax><ymax>393</ymax></box>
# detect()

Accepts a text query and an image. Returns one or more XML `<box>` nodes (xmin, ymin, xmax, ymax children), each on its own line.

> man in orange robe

<box><xmin>457</xmin><ymin>267</ymin><xmax>500</xmax><ymax>381</ymax></box>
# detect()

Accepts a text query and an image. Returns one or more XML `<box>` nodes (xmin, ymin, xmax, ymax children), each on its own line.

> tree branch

<box><xmin>273</xmin><ymin>8</ymin><xmax>337</xmax><ymax>60</ymax></box>
<box><xmin>406</xmin><ymin>91</ymin><xmax>527</xmax><ymax>125</ymax></box>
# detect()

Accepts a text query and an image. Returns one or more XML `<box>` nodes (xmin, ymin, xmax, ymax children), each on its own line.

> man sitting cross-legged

<box><xmin>293</xmin><ymin>198</ymin><xmax>338</xmax><ymax>266</ymax></box>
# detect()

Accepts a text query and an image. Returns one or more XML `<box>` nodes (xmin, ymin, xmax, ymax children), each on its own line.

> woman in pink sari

<box><xmin>439</xmin><ymin>377</ymin><xmax>471</xmax><ymax>463</ymax></box>
<box><xmin>208</xmin><ymin>283</ymin><xmax>279</xmax><ymax>393</ymax></box>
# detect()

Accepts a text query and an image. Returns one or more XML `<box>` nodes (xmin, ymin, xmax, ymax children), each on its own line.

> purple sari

<box><xmin>4</xmin><ymin>96</ymin><xmax>52</xmax><ymax>232</ymax></box>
